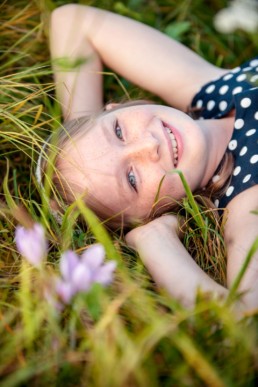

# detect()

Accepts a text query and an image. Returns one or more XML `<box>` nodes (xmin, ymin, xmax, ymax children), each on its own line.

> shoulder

<box><xmin>223</xmin><ymin>184</ymin><xmax>258</xmax><ymax>296</ymax></box>
<box><xmin>191</xmin><ymin>57</ymin><xmax>258</xmax><ymax>119</ymax></box>
<box><xmin>224</xmin><ymin>185</ymin><xmax>258</xmax><ymax>244</ymax></box>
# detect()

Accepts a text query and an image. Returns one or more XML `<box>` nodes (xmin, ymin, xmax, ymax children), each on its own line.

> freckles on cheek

<box><xmin>139</xmin><ymin>190</ymin><xmax>157</xmax><ymax>213</ymax></box>
<box><xmin>154</xmin><ymin>174</ymin><xmax>180</xmax><ymax>199</ymax></box>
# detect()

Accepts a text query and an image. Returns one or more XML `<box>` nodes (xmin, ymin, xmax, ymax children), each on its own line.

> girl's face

<box><xmin>63</xmin><ymin>104</ymin><xmax>210</xmax><ymax>220</ymax></box>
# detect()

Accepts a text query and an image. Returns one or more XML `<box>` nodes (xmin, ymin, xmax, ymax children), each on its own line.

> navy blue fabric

<box><xmin>191</xmin><ymin>57</ymin><xmax>258</xmax><ymax>208</ymax></box>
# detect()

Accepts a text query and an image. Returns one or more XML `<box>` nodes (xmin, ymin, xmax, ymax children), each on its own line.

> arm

<box><xmin>224</xmin><ymin>185</ymin><xmax>258</xmax><ymax>311</ymax></box>
<box><xmin>126</xmin><ymin>215</ymin><xmax>228</xmax><ymax>308</ymax></box>
<box><xmin>50</xmin><ymin>4</ymin><xmax>227</xmax><ymax>119</ymax></box>
<box><xmin>50</xmin><ymin>5</ymin><xmax>103</xmax><ymax>120</ymax></box>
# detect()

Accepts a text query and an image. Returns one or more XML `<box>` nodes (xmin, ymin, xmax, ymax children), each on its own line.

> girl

<box><xmin>39</xmin><ymin>4</ymin><xmax>258</xmax><ymax>313</ymax></box>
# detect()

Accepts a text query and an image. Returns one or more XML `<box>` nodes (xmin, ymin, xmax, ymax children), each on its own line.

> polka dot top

<box><xmin>191</xmin><ymin>57</ymin><xmax>258</xmax><ymax>209</ymax></box>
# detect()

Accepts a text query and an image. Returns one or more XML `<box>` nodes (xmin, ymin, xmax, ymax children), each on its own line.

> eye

<box><xmin>128</xmin><ymin>170</ymin><xmax>137</xmax><ymax>192</ymax></box>
<box><xmin>114</xmin><ymin>120</ymin><xmax>124</xmax><ymax>140</ymax></box>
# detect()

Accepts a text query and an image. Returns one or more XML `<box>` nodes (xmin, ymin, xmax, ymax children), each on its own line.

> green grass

<box><xmin>0</xmin><ymin>0</ymin><xmax>258</xmax><ymax>386</ymax></box>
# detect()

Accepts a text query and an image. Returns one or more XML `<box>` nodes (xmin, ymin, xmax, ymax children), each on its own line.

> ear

<box><xmin>105</xmin><ymin>103</ymin><xmax>121</xmax><ymax>111</ymax></box>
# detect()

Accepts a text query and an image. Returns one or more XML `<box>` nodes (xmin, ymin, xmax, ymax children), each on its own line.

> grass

<box><xmin>0</xmin><ymin>0</ymin><xmax>258</xmax><ymax>386</ymax></box>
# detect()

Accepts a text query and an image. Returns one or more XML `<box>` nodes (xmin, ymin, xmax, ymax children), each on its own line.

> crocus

<box><xmin>56</xmin><ymin>244</ymin><xmax>116</xmax><ymax>304</ymax></box>
<box><xmin>15</xmin><ymin>223</ymin><xmax>48</xmax><ymax>267</ymax></box>
<box><xmin>82</xmin><ymin>244</ymin><xmax>117</xmax><ymax>286</ymax></box>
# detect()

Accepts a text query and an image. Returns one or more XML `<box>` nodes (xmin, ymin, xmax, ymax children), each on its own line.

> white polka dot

<box><xmin>223</xmin><ymin>73</ymin><xmax>233</xmax><ymax>81</ymax></box>
<box><xmin>233</xmin><ymin>166</ymin><xmax>241</xmax><ymax>176</ymax></box>
<box><xmin>255</xmin><ymin>112</ymin><xmax>258</xmax><ymax>120</ymax></box>
<box><xmin>226</xmin><ymin>186</ymin><xmax>234</xmax><ymax>197</ymax></box>
<box><xmin>231</xmin><ymin>66</ymin><xmax>241</xmax><ymax>73</ymax></box>
<box><xmin>234</xmin><ymin>118</ymin><xmax>244</xmax><ymax>129</ymax></box>
<box><xmin>219</xmin><ymin>85</ymin><xmax>229</xmax><ymax>95</ymax></box>
<box><xmin>205</xmin><ymin>84</ymin><xmax>215</xmax><ymax>94</ymax></box>
<box><xmin>240</xmin><ymin>97</ymin><xmax>251</xmax><ymax>108</ymax></box>
<box><xmin>228</xmin><ymin>139</ymin><xmax>237</xmax><ymax>150</ymax></box>
<box><xmin>232</xmin><ymin>86</ymin><xmax>243</xmax><ymax>95</ymax></box>
<box><xmin>250</xmin><ymin>155</ymin><xmax>258</xmax><ymax>164</ymax></box>
<box><xmin>219</xmin><ymin>101</ymin><xmax>228</xmax><ymax>111</ymax></box>
<box><xmin>250</xmin><ymin>59</ymin><xmax>258</xmax><ymax>67</ymax></box>
<box><xmin>239</xmin><ymin>146</ymin><xmax>247</xmax><ymax>156</ymax></box>
<box><xmin>212</xmin><ymin>175</ymin><xmax>220</xmax><ymax>183</ymax></box>
<box><xmin>236</xmin><ymin>74</ymin><xmax>247</xmax><ymax>82</ymax></box>
<box><xmin>250</xmin><ymin>75</ymin><xmax>258</xmax><ymax>83</ymax></box>
<box><xmin>207</xmin><ymin>100</ymin><xmax>215</xmax><ymax>111</ymax></box>
<box><xmin>246</xmin><ymin>129</ymin><xmax>256</xmax><ymax>136</ymax></box>
<box><xmin>214</xmin><ymin>199</ymin><xmax>219</xmax><ymax>208</ymax></box>
<box><xmin>242</xmin><ymin>66</ymin><xmax>252</xmax><ymax>72</ymax></box>
<box><xmin>243</xmin><ymin>174</ymin><xmax>251</xmax><ymax>183</ymax></box>
<box><xmin>196</xmin><ymin>99</ymin><xmax>203</xmax><ymax>108</ymax></box>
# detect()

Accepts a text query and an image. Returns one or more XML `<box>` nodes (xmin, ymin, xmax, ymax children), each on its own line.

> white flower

<box><xmin>214</xmin><ymin>0</ymin><xmax>258</xmax><ymax>33</ymax></box>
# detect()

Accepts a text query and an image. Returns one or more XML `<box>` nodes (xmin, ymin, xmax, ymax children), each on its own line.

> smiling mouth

<box><xmin>163</xmin><ymin>122</ymin><xmax>178</xmax><ymax>167</ymax></box>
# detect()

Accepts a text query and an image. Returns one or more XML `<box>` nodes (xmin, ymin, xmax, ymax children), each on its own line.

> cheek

<box><xmin>157</xmin><ymin>172</ymin><xmax>185</xmax><ymax>201</ymax></box>
<box><xmin>142</xmin><ymin>169</ymin><xmax>163</xmax><ymax>195</ymax></box>
<box><xmin>138</xmin><ymin>171</ymin><xmax>167</xmax><ymax>212</ymax></box>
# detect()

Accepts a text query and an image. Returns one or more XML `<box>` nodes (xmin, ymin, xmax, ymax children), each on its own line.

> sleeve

<box><xmin>190</xmin><ymin>57</ymin><xmax>258</xmax><ymax>120</ymax></box>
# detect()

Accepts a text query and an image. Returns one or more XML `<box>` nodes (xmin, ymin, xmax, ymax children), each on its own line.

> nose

<box><xmin>125</xmin><ymin>135</ymin><xmax>160</xmax><ymax>162</ymax></box>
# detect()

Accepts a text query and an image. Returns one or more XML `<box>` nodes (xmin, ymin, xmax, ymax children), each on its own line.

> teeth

<box><xmin>165</xmin><ymin>126</ymin><xmax>178</xmax><ymax>166</ymax></box>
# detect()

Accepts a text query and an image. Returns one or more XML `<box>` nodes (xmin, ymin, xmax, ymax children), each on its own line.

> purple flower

<box><xmin>60</xmin><ymin>250</ymin><xmax>79</xmax><ymax>282</ymax></box>
<box><xmin>55</xmin><ymin>278</ymin><xmax>74</xmax><ymax>304</ymax></box>
<box><xmin>56</xmin><ymin>244</ymin><xmax>116</xmax><ymax>304</ymax></box>
<box><xmin>15</xmin><ymin>223</ymin><xmax>48</xmax><ymax>267</ymax></box>
<box><xmin>82</xmin><ymin>244</ymin><xmax>116</xmax><ymax>285</ymax></box>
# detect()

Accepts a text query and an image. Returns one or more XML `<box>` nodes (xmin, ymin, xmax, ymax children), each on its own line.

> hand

<box><xmin>125</xmin><ymin>214</ymin><xmax>228</xmax><ymax>307</ymax></box>
<box><xmin>125</xmin><ymin>214</ymin><xmax>181</xmax><ymax>250</ymax></box>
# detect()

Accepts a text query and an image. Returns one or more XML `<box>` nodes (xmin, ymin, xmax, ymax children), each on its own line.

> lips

<box><xmin>162</xmin><ymin>121</ymin><xmax>179</xmax><ymax>167</ymax></box>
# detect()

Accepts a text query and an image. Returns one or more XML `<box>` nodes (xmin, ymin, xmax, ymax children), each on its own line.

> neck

<box><xmin>198</xmin><ymin>115</ymin><xmax>234</xmax><ymax>187</ymax></box>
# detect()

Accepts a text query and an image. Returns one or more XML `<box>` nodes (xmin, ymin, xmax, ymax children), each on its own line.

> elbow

<box><xmin>50</xmin><ymin>4</ymin><xmax>89</xmax><ymax>28</ymax></box>
<box><xmin>51</xmin><ymin>4</ymin><xmax>79</xmax><ymax>17</ymax></box>
<box><xmin>50</xmin><ymin>5</ymin><xmax>70</xmax><ymax>35</ymax></box>
<box><xmin>50</xmin><ymin>4</ymin><xmax>76</xmax><ymax>26</ymax></box>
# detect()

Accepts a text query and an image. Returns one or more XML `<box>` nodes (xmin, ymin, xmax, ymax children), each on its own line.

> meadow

<box><xmin>0</xmin><ymin>0</ymin><xmax>258</xmax><ymax>386</ymax></box>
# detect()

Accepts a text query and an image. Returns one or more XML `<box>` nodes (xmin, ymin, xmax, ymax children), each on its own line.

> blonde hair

<box><xmin>39</xmin><ymin>102</ymin><xmax>234</xmax><ymax>228</ymax></box>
